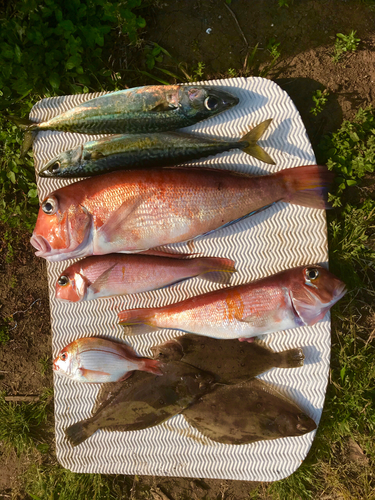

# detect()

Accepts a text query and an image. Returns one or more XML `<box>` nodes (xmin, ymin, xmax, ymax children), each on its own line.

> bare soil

<box><xmin>1</xmin><ymin>0</ymin><xmax>375</xmax><ymax>498</ymax></box>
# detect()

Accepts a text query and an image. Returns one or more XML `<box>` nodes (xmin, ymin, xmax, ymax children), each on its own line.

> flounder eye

<box><xmin>58</xmin><ymin>275</ymin><xmax>70</xmax><ymax>286</ymax></box>
<box><xmin>305</xmin><ymin>268</ymin><xmax>319</xmax><ymax>281</ymax></box>
<box><xmin>60</xmin><ymin>352</ymin><xmax>67</xmax><ymax>361</ymax></box>
<box><xmin>42</xmin><ymin>196</ymin><xmax>58</xmax><ymax>215</ymax></box>
<box><xmin>204</xmin><ymin>96</ymin><xmax>219</xmax><ymax>111</ymax></box>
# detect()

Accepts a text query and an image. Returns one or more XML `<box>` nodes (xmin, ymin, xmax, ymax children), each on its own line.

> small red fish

<box><xmin>118</xmin><ymin>265</ymin><xmax>346</xmax><ymax>340</ymax></box>
<box><xmin>30</xmin><ymin>165</ymin><xmax>333</xmax><ymax>262</ymax></box>
<box><xmin>55</xmin><ymin>254</ymin><xmax>236</xmax><ymax>302</ymax></box>
<box><xmin>53</xmin><ymin>337</ymin><xmax>162</xmax><ymax>383</ymax></box>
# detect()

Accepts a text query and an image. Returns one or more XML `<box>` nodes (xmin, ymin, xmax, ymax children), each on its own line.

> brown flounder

<box><xmin>65</xmin><ymin>360</ymin><xmax>215</xmax><ymax>447</ymax></box>
<box><xmin>183</xmin><ymin>378</ymin><xmax>317</xmax><ymax>445</ymax></box>
<box><xmin>151</xmin><ymin>334</ymin><xmax>304</xmax><ymax>384</ymax></box>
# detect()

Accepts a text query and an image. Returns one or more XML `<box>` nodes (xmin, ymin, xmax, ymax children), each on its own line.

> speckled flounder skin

<box><xmin>183</xmin><ymin>378</ymin><xmax>317</xmax><ymax>445</ymax></box>
<box><xmin>65</xmin><ymin>361</ymin><xmax>215</xmax><ymax>447</ymax></box>
<box><xmin>151</xmin><ymin>334</ymin><xmax>305</xmax><ymax>384</ymax></box>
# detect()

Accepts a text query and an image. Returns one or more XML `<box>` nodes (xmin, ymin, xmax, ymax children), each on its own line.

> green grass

<box><xmin>0</xmin><ymin>388</ymin><xmax>53</xmax><ymax>455</ymax></box>
<box><xmin>24</xmin><ymin>465</ymin><xmax>132</xmax><ymax>500</ymax></box>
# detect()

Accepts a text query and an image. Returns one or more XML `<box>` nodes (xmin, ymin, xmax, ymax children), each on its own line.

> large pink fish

<box><xmin>55</xmin><ymin>254</ymin><xmax>236</xmax><ymax>302</ymax></box>
<box><xmin>53</xmin><ymin>337</ymin><xmax>162</xmax><ymax>383</ymax></box>
<box><xmin>118</xmin><ymin>265</ymin><xmax>346</xmax><ymax>340</ymax></box>
<box><xmin>30</xmin><ymin>165</ymin><xmax>332</xmax><ymax>262</ymax></box>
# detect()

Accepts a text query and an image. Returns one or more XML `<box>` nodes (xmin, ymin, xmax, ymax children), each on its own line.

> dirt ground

<box><xmin>1</xmin><ymin>0</ymin><xmax>375</xmax><ymax>498</ymax></box>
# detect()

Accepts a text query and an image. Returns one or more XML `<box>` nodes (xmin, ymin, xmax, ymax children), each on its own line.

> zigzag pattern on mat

<box><xmin>33</xmin><ymin>77</ymin><xmax>330</xmax><ymax>481</ymax></box>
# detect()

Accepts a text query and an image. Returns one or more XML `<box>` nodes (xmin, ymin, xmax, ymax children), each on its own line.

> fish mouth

<box><xmin>333</xmin><ymin>281</ymin><xmax>347</xmax><ymax>304</ymax></box>
<box><xmin>30</xmin><ymin>234</ymin><xmax>52</xmax><ymax>256</ymax></box>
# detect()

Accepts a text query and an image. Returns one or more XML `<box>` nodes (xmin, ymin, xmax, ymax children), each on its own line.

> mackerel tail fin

<box><xmin>7</xmin><ymin>116</ymin><xmax>38</xmax><ymax>157</ymax></box>
<box><xmin>275</xmin><ymin>347</ymin><xmax>305</xmax><ymax>368</ymax></box>
<box><xmin>198</xmin><ymin>257</ymin><xmax>236</xmax><ymax>285</ymax></box>
<box><xmin>240</xmin><ymin>119</ymin><xmax>276</xmax><ymax>165</ymax></box>
<box><xmin>119</xmin><ymin>308</ymin><xmax>161</xmax><ymax>336</ymax></box>
<box><xmin>277</xmin><ymin>164</ymin><xmax>334</xmax><ymax>210</ymax></box>
<box><xmin>65</xmin><ymin>420</ymin><xmax>96</xmax><ymax>447</ymax></box>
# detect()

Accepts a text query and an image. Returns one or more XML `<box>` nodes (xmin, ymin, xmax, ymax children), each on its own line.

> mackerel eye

<box><xmin>58</xmin><ymin>275</ymin><xmax>70</xmax><ymax>287</ymax></box>
<box><xmin>305</xmin><ymin>268</ymin><xmax>319</xmax><ymax>281</ymax></box>
<box><xmin>204</xmin><ymin>96</ymin><xmax>219</xmax><ymax>111</ymax></box>
<box><xmin>42</xmin><ymin>196</ymin><xmax>58</xmax><ymax>215</ymax></box>
<box><xmin>49</xmin><ymin>161</ymin><xmax>60</xmax><ymax>173</ymax></box>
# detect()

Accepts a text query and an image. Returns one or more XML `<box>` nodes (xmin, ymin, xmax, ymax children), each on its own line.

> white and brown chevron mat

<box><xmin>31</xmin><ymin>77</ymin><xmax>329</xmax><ymax>481</ymax></box>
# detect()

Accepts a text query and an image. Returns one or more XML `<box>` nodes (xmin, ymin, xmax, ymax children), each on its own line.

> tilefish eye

<box><xmin>58</xmin><ymin>275</ymin><xmax>70</xmax><ymax>286</ymax></box>
<box><xmin>305</xmin><ymin>268</ymin><xmax>319</xmax><ymax>282</ymax></box>
<box><xmin>42</xmin><ymin>196</ymin><xmax>58</xmax><ymax>215</ymax></box>
<box><xmin>204</xmin><ymin>96</ymin><xmax>219</xmax><ymax>111</ymax></box>
<box><xmin>60</xmin><ymin>352</ymin><xmax>67</xmax><ymax>361</ymax></box>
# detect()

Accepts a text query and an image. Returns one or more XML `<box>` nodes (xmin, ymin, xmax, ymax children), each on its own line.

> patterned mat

<box><xmin>31</xmin><ymin>77</ymin><xmax>329</xmax><ymax>481</ymax></box>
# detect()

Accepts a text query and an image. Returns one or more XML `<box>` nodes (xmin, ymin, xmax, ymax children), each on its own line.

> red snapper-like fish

<box><xmin>30</xmin><ymin>165</ymin><xmax>332</xmax><ymax>262</ymax></box>
<box><xmin>53</xmin><ymin>337</ymin><xmax>162</xmax><ymax>383</ymax></box>
<box><xmin>118</xmin><ymin>265</ymin><xmax>346</xmax><ymax>340</ymax></box>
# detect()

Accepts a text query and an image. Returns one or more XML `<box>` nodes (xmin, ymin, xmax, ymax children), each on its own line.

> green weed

<box><xmin>192</xmin><ymin>61</ymin><xmax>206</xmax><ymax>81</ymax></box>
<box><xmin>25</xmin><ymin>464</ymin><xmax>133</xmax><ymax>500</ymax></box>
<box><xmin>333</xmin><ymin>30</ymin><xmax>360</xmax><ymax>63</ymax></box>
<box><xmin>0</xmin><ymin>388</ymin><xmax>53</xmax><ymax>455</ymax></box>
<box><xmin>310</xmin><ymin>89</ymin><xmax>330</xmax><ymax>116</ymax></box>
<box><xmin>319</xmin><ymin>106</ymin><xmax>375</xmax><ymax>199</ymax></box>
<box><xmin>278</xmin><ymin>0</ymin><xmax>293</xmax><ymax>7</ymax></box>
<box><xmin>39</xmin><ymin>355</ymin><xmax>51</xmax><ymax>377</ymax></box>
<box><xmin>260</xmin><ymin>38</ymin><xmax>281</xmax><ymax>77</ymax></box>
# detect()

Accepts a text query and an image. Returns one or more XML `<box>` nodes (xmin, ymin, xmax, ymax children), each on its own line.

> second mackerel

<box><xmin>39</xmin><ymin>120</ymin><xmax>275</xmax><ymax>178</ymax></box>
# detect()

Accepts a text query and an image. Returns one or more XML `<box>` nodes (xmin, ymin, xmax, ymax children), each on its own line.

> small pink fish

<box><xmin>118</xmin><ymin>265</ymin><xmax>346</xmax><ymax>340</ymax></box>
<box><xmin>55</xmin><ymin>254</ymin><xmax>236</xmax><ymax>302</ymax></box>
<box><xmin>53</xmin><ymin>337</ymin><xmax>162</xmax><ymax>383</ymax></box>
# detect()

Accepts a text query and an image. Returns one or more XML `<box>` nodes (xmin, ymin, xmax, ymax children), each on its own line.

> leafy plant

<box><xmin>260</xmin><ymin>38</ymin><xmax>281</xmax><ymax>77</ymax></box>
<box><xmin>310</xmin><ymin>89</ymin><xmax>330</xmax><ymax>116</ymax></box>
<box><xmin>319</xmin><ymin>107</ymin><xmax>375</xmax><ymax>199</ymax></box>
<box><xmin>333</xmin><ymin>30</ymin><xmax>360</xmax><ymax>63</ymax></box>
<box><xmin>0</xmin><ymin>389</ymin><xmax>53</xmax><ymax>455</ymax></box>
<box><xmin>278</xmin><ymin>0</ymin><xmax>293</xmax><ymax>7</ymax></box>
<box><xmin>0</xmin><ymin>0</ymin><xmax>146</xmax><ymax>103</ymax></box>
<box><xmin>192</xmin><ymin>61</ymin><xmax>206</xmax><ymax>81</ymax></box>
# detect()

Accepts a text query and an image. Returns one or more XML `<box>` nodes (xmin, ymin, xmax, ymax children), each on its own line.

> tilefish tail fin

<box><xmin>197</xmin><ymin>257</ymin><xmax>237</xmax><ymax>285</ymax></box>
<box><xmin>277</xmin><ymin>164</ymin><xmax>334</xmax><ymax>209</ymax></box>
<box><xmin>240</xmin><ymin>119</ymin><xmax>275</xmax><ymax>165</ymax></box>
<box><xmin>7</xmin><ymin>115</ymin><xmax>39</xmax><ymax>157</ymax></box>
<box><xmin>119</xmin><ymin>308</ymin><xmax>162</xmax><ymax>336</ymax></box>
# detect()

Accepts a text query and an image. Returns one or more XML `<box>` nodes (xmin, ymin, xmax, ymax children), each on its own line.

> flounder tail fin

<box><xmin>275</xmin><ymin>347</ymin><xmax>305</xmax><ymax>368</ymax></box>
<box><xmin>277</xmin><ymin>164</ymin><xmax>334</xmax><ymax>209</ymax></box>
<box><xmin>198</xmin><ymin>257</ymin><xmax>236</xmax><ymax>285</ymax></box>
<box><xmin>240</xmin><ymin>119</ymin><xmax>275</xmax><ymax>165</ymax></box>
<box><xmin>65</xmin><ymin>420</ymin><xmax>96</xmax><ymax>447</ymax></box>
